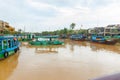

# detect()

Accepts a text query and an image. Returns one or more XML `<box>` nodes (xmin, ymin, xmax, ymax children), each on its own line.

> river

<box><xmin>0</xmin><ymin>39</ymin><xmax>120</xmax><ymax>80</ymax></box>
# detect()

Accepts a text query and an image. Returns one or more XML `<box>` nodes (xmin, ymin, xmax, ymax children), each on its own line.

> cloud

<box><xmin>26</xmin><ymin>0</ymin><xmax>56</xmax><ymax>10</ymax></box>
<box><xmin>0</xmin><ymin>0</ymin><xmax>120</xmax><ymax>32</ymax></box>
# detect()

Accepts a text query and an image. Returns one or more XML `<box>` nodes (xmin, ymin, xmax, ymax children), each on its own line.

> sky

<box><xmin>0</xmin><ymin>0</ymin><xmax>120</xmax><ymax>32</ymax></box>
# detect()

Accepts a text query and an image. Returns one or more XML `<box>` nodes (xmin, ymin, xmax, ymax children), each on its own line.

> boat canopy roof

<box><xmin>0</xmin><ymin>36</ymin><xmax>15</xmax><ymax>40</ymax></box>
<box><xmin>35</xmin><ymin>35</ymin><xmax>59</xmax><ymax>39</ymax></box>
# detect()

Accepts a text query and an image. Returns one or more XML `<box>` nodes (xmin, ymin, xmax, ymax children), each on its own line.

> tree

<box><xmin>63</xmin><ymin>28</ymin><xmax>68</xmax><ymax>34</ymax></box>
<box><xmin>70</xmin><ymin>23</ymin><xmax>76</xmax><ymax>30</ymax></box>
<box><xmin>18</xmin><ymin>29</ymin><xmax>22</xmax><ymax>33</ymax></box>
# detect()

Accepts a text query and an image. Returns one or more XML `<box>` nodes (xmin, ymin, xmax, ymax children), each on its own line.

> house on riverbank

<box><xmin>0</xmin><ymin>20</ymin><xmax>15</xmax><ymax>34</ymax></box>
<box><xmin>88</xmin><ymin>24</ymin><xmax>120</xmax><ymax>36</ymax></box>
<box><xmin>104</xmin><ymin>24</ymin><xmax>120</xmax><ymax>36</ymax></box>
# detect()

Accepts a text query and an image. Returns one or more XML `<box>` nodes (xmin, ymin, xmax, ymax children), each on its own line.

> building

<box><xmin>88</xmin><ymin>27</ymin><xmax>104</xmax><ymax>35</ymax></box>
<box><xmin>88</xmin><ymin>24</ymin><xmax>120</xmax><ymax>36</ymax></box>
<box><xmin>104</xmin><ymin>24</ymin><xmax>120</xmax><ymax>36</ymax></box>
<box><xmin>0</xmin><ymin>20</ymin><xmax>15</xmax><ymax>34</ymax></box>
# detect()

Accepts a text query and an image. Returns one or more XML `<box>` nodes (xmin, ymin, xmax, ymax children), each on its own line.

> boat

<box><xmin>91</xmin><ymin>35</ymin><xmax>105</xmax><ymax>43</ymax></box>
<box><xmin>60</xmin><ymin>34</ymin><xmax>67</xmax><ymax>39</ymax></box>
<box><xmin>91</xmin><ymin>35</ymin><xmax>118</xmax><ymax>45</ymax></box>
<box><xmin>92</xmin><ymin>73</ymin><xmax>120</xmax><ymax>80</ymax></box>
<box><xmin>0</xmin><ymin>36</ymin><xmax>20</xmax><ymax>59</ymax></box>
<box><xmin>112</xmin><ymin>34</ymin><xmax>120</xmax><ymax>41</ymax></box>
<box><xmin>29</xmin><ymin>35</ymin><xmax>64</xmax><ymax>45</ymax></box>
<box><xmin>104</xmin><ymin>36</ymin><xmax>118</xmax><ymax>45</ymax></box>
<box><xmin>14</xmin><ymin>33</ymin><xmax>35</xmax><ymax>42</ymax></box>
<box><xmin>70</xmin><ymin>34</ymin><xmax>86</xmax><ymax>41</ymax></box>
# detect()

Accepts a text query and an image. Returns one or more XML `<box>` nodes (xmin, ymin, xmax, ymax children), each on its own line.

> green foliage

<box><xmin>3</xmin><ymin>30</ymin><xmax>10</xmax><ymax>34</ymax></box>
<box><xmin>78</xmin><ymin>29</ymin><xmax>88</xmax><ymax>34</ymax></box>
<box><xmin>70</xmin><ymin>23</ymin><xmax>76</xmax><ymax>30</ymax></box>
<box><xmin>40</xmin><ymin>27</ymin><xmax>88</xmax><ymax>36</ymax></box>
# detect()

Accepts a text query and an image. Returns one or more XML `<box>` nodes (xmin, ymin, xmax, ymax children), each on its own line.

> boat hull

<box><xmin>70</xmin><ymin>34</ymin><xmax>86</xmax><ymax>41</ymax></box>
<box><xmin>105</xmin><ymin>39</ymin><xmax>118</xmax><ymax>45</ymax></box>
<box><xmin>29</xmin><ymin>40</ymin><xmax>64</xmax><ymax>45</ymax></box>
<box><xmin>91</xmin><ymin>36</ymin><xmax>118</xmax><ymax>45</ymax></box>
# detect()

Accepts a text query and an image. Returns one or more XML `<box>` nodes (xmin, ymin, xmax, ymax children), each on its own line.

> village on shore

<box><xmin>0</xmin><ymin>20</ymin><xmax>120</xmax><ymax>80</ymax></box>
<box><xmin>0</xmin><ymin>20</ymin><xmax>120</xmax><ymax>45</ymax></box>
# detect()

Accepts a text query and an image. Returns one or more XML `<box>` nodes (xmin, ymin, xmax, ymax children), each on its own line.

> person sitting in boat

<box><xmin>32</xmin><ymin>38</ymin><xmax>36</xmax><ymax>41</ymax></box>
<box><xmin>8</xmin><ymin>40</ymin><xmax>11</xmax><ymax>48</ymax></box>
<box><xmin>14</xmin><ymin>38</ymin><xmax>17</xmax><ymax>46</ymax></box>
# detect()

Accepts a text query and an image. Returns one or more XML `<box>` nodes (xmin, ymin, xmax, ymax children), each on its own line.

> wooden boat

<box><xmin>91</xmin><ymin>35</ymin><xmax>105</xmax><ymax>43</ymax></box>
<box><xmin>29</xmin><ymin>35</ymin><xmax>64</xmax><ymax>45</ymax></box>
<box><xmin>60</xmin><ymin>34</ymin><xmax>67</xmax><ymax>39</ymax></box>
<box><xmin>0</xmin><ymin>36</ymin><xmax>20</xmax><ymax>59</ymax></box>
<box><xmin>15</xmin><ymin>33</ymin><xmax>35</xmax><ymax>42</ymax></box>
<box><xmin>70</xmin><ymin>34</ymin><xmax>86</xmax><ymax>41</ymax></box>
<box><xmin>105</xmin><ymin>39</ymin><xmax>117</xmax><ymax>45</ymax></box>
<box><xmin>91</xmin><ymin>35</ymin><xmax>118</xmax><ymax>45</ymax></box>
<box><xmin>113</xmin><ymin>35</ymin><xmax>120</xmax><ymax>39</ymax></box>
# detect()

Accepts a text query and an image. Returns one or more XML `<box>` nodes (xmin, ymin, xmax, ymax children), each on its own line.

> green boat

<box><xmin>0</xmin><ymin>36</ymin><xmax>20</xmax><ymax>59</ymax></box>
<box><xmin>113</xmin><ymin>35</ymin><xmax>120</xmax><ymax>39</ymax></box>
<box><xmin>29</xmin><ymin>35</ymin><xmax>64</xmax><ymax>45</ymax></box>
<box><xmin>103</xmin><ymin>35</ymin><xmax>119</xmax><ymax>45</ymax></box>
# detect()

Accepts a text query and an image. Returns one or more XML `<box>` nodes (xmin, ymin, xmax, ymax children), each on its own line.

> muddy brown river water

<box><xmin>0</xmin><ymin>40</ymin><xmax>120</xmax><ymax>80</ymax></box>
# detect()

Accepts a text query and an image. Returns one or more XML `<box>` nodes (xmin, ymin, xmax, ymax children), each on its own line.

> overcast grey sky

<box><xmin>0</xmin><ymin>0</ymin><xmax>120</xmax><ymax>32</ymax></box>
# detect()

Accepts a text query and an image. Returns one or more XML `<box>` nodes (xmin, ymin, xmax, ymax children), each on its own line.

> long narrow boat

<box><xmin>29</xmin><ymin>35</ymin><xmax>64</xmax><ymax>45</ymax></box>
<box><xmin>104</xmin><ymin>36</ymin><xmax>118</xmax><ymax>45</ymax></box>
<box><xmin>91</xmin><ymin>35</ymin><xmax>118</xmax><ymax>45</ymax></box>
<box><xmin>91</xmin><ymin>35</ymin><xmax>105</xmax><ymax>43</ymax></box>
<box><xmin>0</xmin><ymin>36</ymin><xmax>20</xmax><ymax>59</ymax></box>
<box><xmin>70</xmin><ymin>34</ymin><xmax>86</xmax><ymax>41</ymax></box>
<box><xmin>113</xmin><ymin>35</ymin><xmax>120</xmax><ymax>40</ymax></box>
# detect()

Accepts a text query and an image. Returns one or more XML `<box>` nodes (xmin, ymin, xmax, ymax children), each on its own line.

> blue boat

<box><xmin>91</xmin><ymin>35</ymin><xmax>105</xmax><ymax>43</ymax></box>
<box><xmin>70</xmin><ymin>34</ymin><xmax>86</xmax><ymax>41</ymax></box>
<box><xmin>91</xmin><ymin>35</ymin><xmax>117</xmax><ymax>45</ymax></box>
<box><xmin>0</xmin><ymin>36</ymin><xmax>20</xmax><ymax>59</ymax></box>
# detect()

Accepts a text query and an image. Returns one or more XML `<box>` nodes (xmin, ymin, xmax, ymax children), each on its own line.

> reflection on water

<box><xmin>1</xmin><ymin>40</ymin><xmax>120</xmax><ymax>80</ymax></box>
<box><xmin>67</xmin><ymin>40</ymin><xmax>120</xmax><ymax>53</ymax></box>
<box><xmin>28</xmin><ymin>45</ymin><xmax>66</xmax><ymax>54</ymax></box>
<box><xmin>89</xmin><ymin>42</ymin><xmax>120</xmax><ymax>53</ymax></box>
<box><xmin>35</xmin><ymin>47</ymin><xmax>58</xmax><ymax>54</ymax></box>
<box><xmin>0</xmin><ymin>52</ymin><xmax>19</xmax><ymax>80</ymax></box>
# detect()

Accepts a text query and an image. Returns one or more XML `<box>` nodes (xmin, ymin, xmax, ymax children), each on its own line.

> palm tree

<box><xmin>70</xmin><ymin>23</ymin><xmax>76</xmax><ymax>30</ymax></box>
<box><xmin>18</xmin><ymin>29</ymin><xmax>22</xmax><ymax>33</ymax></box>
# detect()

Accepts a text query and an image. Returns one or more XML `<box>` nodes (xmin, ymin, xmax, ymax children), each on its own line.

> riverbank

<box><xmin>116</xmin><ymin>42</ymin><xmax>120</xmax><ymax>46</ymax></box>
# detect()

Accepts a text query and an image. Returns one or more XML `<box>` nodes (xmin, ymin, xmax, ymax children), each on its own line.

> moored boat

<box><xmin>29</xmin><ymin>35</ymin><xmax>64</xmax><ymax>45</ymax></box>
<box><xmin>0</xmin><ymin>36</ymin><xmax>20</xmax><ymax>59</ymax></box>
<box><xmin>70</xmin><ymin>34</ymin><xmax>86</xmax><ymax>41</ymax></box>
<box><xmin>104</xmin><ymin>36</ymin><xmax>118</xmax><ymax>45</ymax></box>
<box><xmin>91</xmin><ymin>35</ymin><xmax>118</xmax><ymax>45</ymax></box>
<box><xmin>91</xmin><ymin>35</ymin><xmax>105</xmax><ymax>43</ymax></box>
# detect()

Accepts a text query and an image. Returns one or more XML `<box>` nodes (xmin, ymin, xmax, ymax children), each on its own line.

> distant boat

<box><xmin>91</xmin><ymin>35</ymin><xmax>105</xmax><ymax>43</ymax></box>
<box><xmin>104</xmin><ymin>35</ymin><xmax>118</xmax><ymax>45</ymax></box>
<box><xmin>91</xmin><ymin>35</ymin><xmax>118</xmax><ymax>45</ymax></box>
<box><xmin>70</xmin><ymin>34</ymin><xmax>86</xmax><ymax>41</ymax></box>
<box><xmin>29</xmin><ymin>35</ymin><xmax>64</xmax><ymax>45</ymax></box>
<box><xmin>60</xmin><ymin>34</ymin><xmax>67</xmax><ymax>39</ymax></box>
<box><xmin>112</xmin><ymin>34</ymin><xmax>120</xmax><ymax>39</ymax></box>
